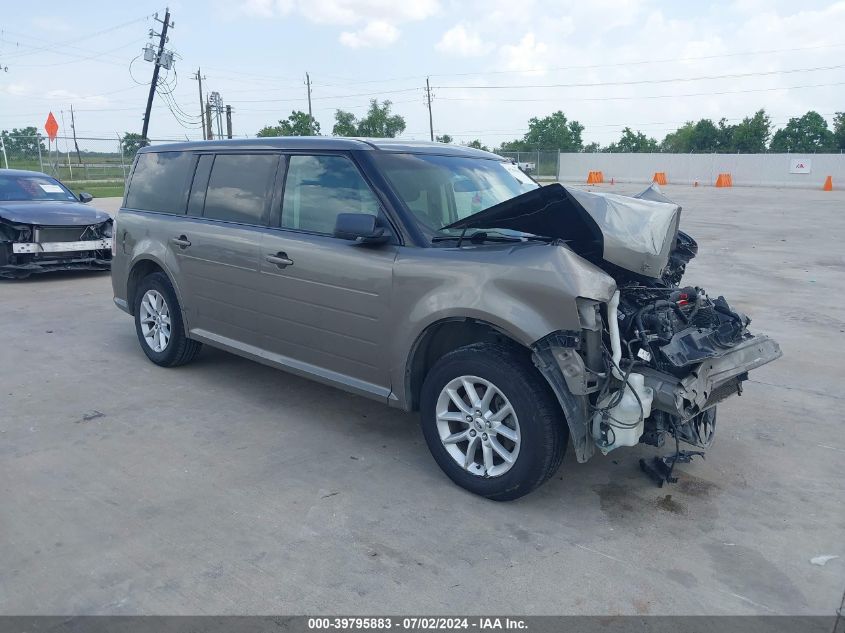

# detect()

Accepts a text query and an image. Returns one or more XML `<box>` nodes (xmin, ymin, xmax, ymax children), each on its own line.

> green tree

<box><xmin>729</xmin><ymin>110</ymin><xmax>772</xmax><ymax>153</ymax></box>
<box><xmin>499</xmin><ymin>111</ymin><xmax>584</xmax><ymax>151</ymax></box>
<box><xmin>582</xmin><ymin>141</ymin><xmax>602</xmax><ymax>153</ymax></box>
<box><xmin>770</xmin><ymin>111</ymin><xmax>835</xmax><ymax>152</ymax></box>
<box><xmin>356</xmin><ymin>100</ymin><xmax>406</xmax><ymax>137</ymax></box>
<box><xmin>523</xmin><ymin>111</ymin><xmax>584</xmax><ymax>151</ymax></box>
<box><xmin>465</xmin><ymin>139</ymin><xmax>489</xmax><ymax>151</ymax></box>
<box><xmin>332</xmin><ymin>110</ymin><xmax>358</xmax><ymax>136</ymax></box>
<box><xmin>660</xmin><ymin>119</ymin><xmax>724</xmax><ymax>152</ymax></box>
<box><xmin>435</xmin><ymin>134</ymin><xmax>454</xmax><ymax>144</ymax></box>
<box><xmin>257</xmin><ymin>110</ymin><xmax>320</xmax><ymax>137</ymax></box>
<box><xmin>660</xmin><ymin>122</ymin><xmax>695</xmax><ymax>152</ymax></box>
<box><xmin>497</xmin><ymin>139</ymin><xmax>529</xmax><ymax>152</ymax></box>
<box><xmin>1</xmin><ymin>126</ymin><xmax>47</xmax><ymax>158</ymax></box>
<box><xmin>121</xmin><ymin>132</ymin><xmax>149</xmax><ymax>157</ymax></box>
<box><xmin>830</xmin><ymin>112</ymin><xmax>844</xmax><ymax>151</ymax></box>
<box><xmin>689</xmin><ymin>119</ymin><xmax>720</xmax><ymax>152</ymax></box>
<box><xmin>605</xmin><ymin>127</ymin><xmax>658</xmax><ymax>153</ymax></box>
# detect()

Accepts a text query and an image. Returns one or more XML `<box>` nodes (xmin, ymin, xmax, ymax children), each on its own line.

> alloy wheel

<box><xmin>435</xmin><ymin>375</ymin><xmax>521</xmax><ymax>478</ymax></box>
<box><xmin>139</xmin><ymin>289</ymin><xmax>172</xmax><ymax>353</ymax></box>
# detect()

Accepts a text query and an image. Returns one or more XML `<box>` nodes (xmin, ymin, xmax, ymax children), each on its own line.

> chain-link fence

<box><xmin>0</xmin><ymin>134</ymin><xmax>198</xmax><ymax>196</ymax></box>
<box><xmin>497</xmin><ymin>150</ymin><xmax>560</xmax><ymax>181</ymax></box>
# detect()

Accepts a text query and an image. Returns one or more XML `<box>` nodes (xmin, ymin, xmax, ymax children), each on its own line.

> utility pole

<box><xmin>209</xmin><ymin>91</ymin><xmax>224</xmax><ymax>138</ymax></box>
<box><xmin>425</xmin><ymin>77</ymin><xmax>434</xmax><ymax>141</ymax></box>
<box><xmin>205</xmin><ymin>101</ymin><xmax>214</xmax><ymax>140</ymax></box>
<box><xmin>305</xmin><ymin>72</ymin><xmax>313</xmax><ymax>134</ymax></box>
<box><xmin>192</xmin><ymin>67</ymin><xmax>206</xmax><ymax>140</ymax></box>
<box><xmin>141</xmin><ymin>7</ymin><xmax>173</xmax><ymax>141</ymax></box>
<box><xmin>70</xmin><ymin>104</ymin><xmax>82</xmax><ymax>165</ymax></box>
<box><xmin>226</xmin><ymin>105</ymin><xmax>233</xmax><ymax>139</ymax></box>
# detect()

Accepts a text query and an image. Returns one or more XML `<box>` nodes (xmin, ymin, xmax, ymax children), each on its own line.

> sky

<box><xmin>1</xmin><ymin>0</ymin><xmax>844</xmax><ymax>152</ymax></box>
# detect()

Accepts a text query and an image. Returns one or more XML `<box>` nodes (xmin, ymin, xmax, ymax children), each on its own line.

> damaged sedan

<box><xmin>0</xmin><ymin>169</ymin><xmax>112</xmax><ymax>279</ymax></box>
<box><xmin>111</xmin><ymin>139</ymin><xmax>780</xmax><ymax>500</ymax></box>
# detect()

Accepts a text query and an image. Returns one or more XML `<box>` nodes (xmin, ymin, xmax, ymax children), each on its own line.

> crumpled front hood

<box><xmin>443</xmin><ymin>182</ymin><xmax>682</xmax><ymax>278</ymax></box>
<box><xmin>0</xmin><ymin>201</ymin><xmax>111</xmax><ymax>226</ymax></box>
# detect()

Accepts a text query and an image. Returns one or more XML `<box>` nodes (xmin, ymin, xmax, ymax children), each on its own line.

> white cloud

<box><xmin>498</xmin><ymin>33</ymin><xmax>548</xmax><ymax>75</ymax></box>
<box><xmin>339</xmin><ymin>20</ymin><xmax>400</xmax><ymax>48</ymax></box>
<box><xmin>234</xmin><ymin>0</ymin><xmax>438</xmax><ymax>48</ymax></box>
<box><xmin>436</xmin><ymin>24</ymin><xmax>491</xmax><ymax>57</ymax></box>
<box><xmin>4</xmin><ymin>83</ymin><xmax>31</xmax><ymax>97</ymax></box>
<box><xmin>237</xmin><ymin>0</ymin><xmax>438</xmax><ymax>24</ymax></box>
<box><xmin>30</xmin><ymin>16</ymin><xmax>72</xmax><ymax>32</ymax></box>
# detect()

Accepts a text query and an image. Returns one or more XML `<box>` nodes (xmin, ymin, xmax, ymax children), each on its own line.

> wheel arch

<box><xmin>404</xmin><ymin>317</ymin><xmax>534</xmax><ymax>412</ymax></box>
<box><xmin>126</xmin><ymin>257</ymin><xmax>189</xmax><ymax>328</ymax></box>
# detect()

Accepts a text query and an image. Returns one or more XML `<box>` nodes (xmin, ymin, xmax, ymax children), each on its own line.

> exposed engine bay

<box><xmin>512</xmin><ymin>184</ymin><xmax>783</xmax><ymax>484</ymax></box>
<box><xmin>0</xmin><ymin>218</ymin><xmax>113</xmax><ymax>279</ymax></box>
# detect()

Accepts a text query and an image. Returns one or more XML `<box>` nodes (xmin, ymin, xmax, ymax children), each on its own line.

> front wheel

<box><xmin>420</xmin><ymin>343</ymin><xmax>567</xmax><ymax>501</ymax></box>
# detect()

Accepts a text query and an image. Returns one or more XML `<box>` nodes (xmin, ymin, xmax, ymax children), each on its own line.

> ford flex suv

<box><xmin>111</xmin><ymin>138</ymin><xmax>780</xmax><ymax>499</ymax></box>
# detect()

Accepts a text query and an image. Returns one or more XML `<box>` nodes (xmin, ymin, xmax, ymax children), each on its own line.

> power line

<box><xmin>437</xmin><ymin>80</ymin><xmax>845</xmax><ymax>103</ymax></box>
<box><xmin>432</xmin><ymin>63</ymin><xmax>845</xmax><ymax>91</ymax></box>
<box><xmin>227</xmin><ymin>86</ymin><xmax>420</xmax><ymax>104</ymax></box>
<box><xmin>427</xmin><ymin>43</ymin><xmax>845</xmax><ymax>79</ymax></box>
<box><xmin>9</xmin><ymin>38</ymin><xmax>148</xmax><ymax>68</ymax></box>
<box><xmin>0</xmin><ymin>14</ymin><xmax>155</xmax><ymax>60</ymax></box>
<box><xmin>170</xmin><ymin>42</ymin><xmax>845</xmax><ymax>90</ymax></box>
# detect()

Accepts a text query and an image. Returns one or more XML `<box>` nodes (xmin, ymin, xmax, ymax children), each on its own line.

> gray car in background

<box><xmin>111</xmin><ymin>138</ymin><xmax>780</xmax><ymax>499</ymax></box>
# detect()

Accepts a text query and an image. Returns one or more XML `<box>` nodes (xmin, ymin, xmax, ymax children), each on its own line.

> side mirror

<box><xmin>79</xmin><ymin>192</ymin><xmax>93</xmax><ymax>203</ymax></box>
<box><xmin>333</xmin><ymin>213</ymin><xmax>388</xmax><ymax>244</ymax></box>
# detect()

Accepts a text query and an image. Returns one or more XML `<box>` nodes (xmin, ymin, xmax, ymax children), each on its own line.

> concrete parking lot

<box><xmin>1</xmin><ymin>185</ymin><xmax>843</xmax><ymax>615</ymax></box>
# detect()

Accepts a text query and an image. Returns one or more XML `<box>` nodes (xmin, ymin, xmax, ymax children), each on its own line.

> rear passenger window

<box><xmin>187</xmin><ymin>154</ymin><xmax>213</xmax><ymax>216</ymax></box>
<box><xmin>126</xmin><ymin>151</ymin><xmax>193</xmax><ymax>213</ymax></box>
<box><xmin>282</xmin><ymin>155</ymin><xmax>379</xmax><ymax>234</ymax></box>
<box><xmin>203</xmin><ymin>153</ymin><xmax>279</xmax><ymax>225</ymax></box>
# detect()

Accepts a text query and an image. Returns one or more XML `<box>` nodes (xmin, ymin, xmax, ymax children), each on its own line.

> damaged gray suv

<box><xmin>112</xmin><ymin>138</ymin><xmax>781</xmax><ymax>500</ymax></box>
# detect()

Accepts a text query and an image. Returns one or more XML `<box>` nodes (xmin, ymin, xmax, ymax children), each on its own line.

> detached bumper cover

<box><xmin>642</xmin><ymin>334</ymin><xmax>782</xmax><ymax>419</ymax></box>
<box><xmin>1</xmin><ymin>255</ymin><xmax>111</xmax><ymax>277</ymax></box>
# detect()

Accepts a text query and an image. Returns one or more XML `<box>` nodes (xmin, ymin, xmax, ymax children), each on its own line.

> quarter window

<box><xmin>126</xmin><ymin>151</ymin><xmax>193</xmax><ymax>214</ymax></box>
<box><xmin>203</xmin><ymin>153</ymin><xmax>279</xmax><ymax>225</ymax></box>
<box><xmin>282</xmin><ymin>155</ymin><xmax>379</xmax><ymax>234</ymax></box>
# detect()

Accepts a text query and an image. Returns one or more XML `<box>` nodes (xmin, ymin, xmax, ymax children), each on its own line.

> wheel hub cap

<box><xmin>139</xmin><ymin>289</ymin><xmax>172</xmax><ymax>353</ymax></box>
<box><xmin>435</xmin><ymin>375</ymin><xmax>521</xmax><ymax>478</ymax></box>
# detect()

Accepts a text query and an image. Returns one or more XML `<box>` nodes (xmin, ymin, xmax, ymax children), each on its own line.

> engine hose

<box><xmin>633</xmin><ymin>299</ymin><xmax>690</xmax><ymax>352</ymax></box>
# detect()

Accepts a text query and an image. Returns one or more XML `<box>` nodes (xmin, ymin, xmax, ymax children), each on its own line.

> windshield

<box><xmin>0</xmin><ymin>174</ymin><xmax>77</xmax><ymax>202</ymax></box>
<box><xmin>372</xmin><ymin>153</ymin><xmax>538</xmax><ymax>237</ymax></box>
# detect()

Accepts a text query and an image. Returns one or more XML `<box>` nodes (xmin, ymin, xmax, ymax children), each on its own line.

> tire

<box><xmin>420</xmin><ymin>343</ymin><xmax>567</xmax><ymax>501</ymax></box>
<box><xmin>133</xmin><ymin>271</ymin><xmax>201</xmax><ymax>367</ymax></box>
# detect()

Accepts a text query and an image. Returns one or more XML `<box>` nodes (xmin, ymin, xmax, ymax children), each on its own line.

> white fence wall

<box><xmin>558</xmin><ymin>152</ymin><xmax>845</xmax><ymax>188</ymax></box>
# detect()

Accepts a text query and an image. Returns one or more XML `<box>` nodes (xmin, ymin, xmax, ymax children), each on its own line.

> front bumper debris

<box><xmin>640</xmin><ymin>334</ymin><xmax>782</xmax><ymax>419</ymax></box>
<box><xmin>1</xmin><ymin>256</ymin><xmax>111</xmax><ymax>278</ymax></box>
<box><xmin>12</xmin><ymin>239</ymin><xmax>111</xmax><ymax>254</ymax></box>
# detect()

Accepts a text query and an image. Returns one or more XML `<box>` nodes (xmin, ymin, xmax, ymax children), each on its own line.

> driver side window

<box><xmin>282</xmin><ymin>154</ymin><xmax>379</xmax><ymax>235</ymax></box>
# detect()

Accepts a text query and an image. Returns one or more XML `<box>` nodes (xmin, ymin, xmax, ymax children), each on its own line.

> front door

<box><xmin>255</xmin><ymin>153</ymin><xmax>397</xmax><ymax>399</ymax></box>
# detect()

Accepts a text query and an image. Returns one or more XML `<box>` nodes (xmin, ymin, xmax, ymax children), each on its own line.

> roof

<box><xmin>138</xmin><ymin>137</ymin><xmax>502</xmax><ymax>159</ymax></box>
<box><xmin>0</xmin><ymin>168</ymin><xmax>52</xmax><ymax>178</ymax></box>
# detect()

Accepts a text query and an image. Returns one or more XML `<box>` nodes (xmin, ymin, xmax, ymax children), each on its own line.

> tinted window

<box><xmin>202</xmin><ymin>154</ymin><xmax>278</xmax><ymax>225</ymax></box>
<box><xmin>282</xmin><ymin>155</ymin><xmax>379</xmax><ymax>234</ymax></box>
<box><xmin>187</xmin><ymin>154</ymin><xmax>213</xmax><ymax>216</ymax></box>
<box><xmin>126</xmin><ymin>151</ymin><xmax>193</xmax><ymax>213</ymax></box>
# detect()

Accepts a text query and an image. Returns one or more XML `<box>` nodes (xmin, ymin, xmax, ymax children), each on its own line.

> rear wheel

<box><xmin>133</xmin><ymin>271</ymin><xmax>201</xmax><ymax>367</ymax></box>
<box><xmin>420</xmin><ymin>343</ymin><xmax>567</xmax><ymax>500</ymax></box>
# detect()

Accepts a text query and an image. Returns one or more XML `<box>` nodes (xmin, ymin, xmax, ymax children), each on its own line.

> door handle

<box><xmin>171</xmin><ymin>235</ymin><xmax>191</xmax><ymax>248</ymax></box>
<box><xmin>265</xmin><ymin>252</ymin><xmax>294</xmax><ymax>268</ymax></box>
